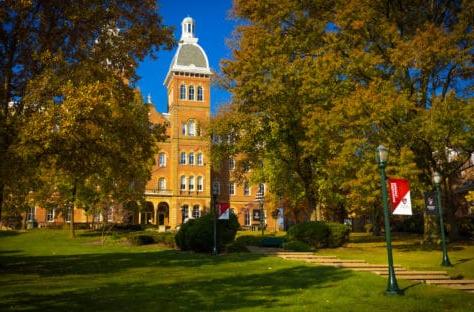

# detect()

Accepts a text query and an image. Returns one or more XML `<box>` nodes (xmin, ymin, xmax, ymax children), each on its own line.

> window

<box><xmin>180</xmin><ymin>152</ymin><xmax>186</xmax><ymax>164</ymax></box>
<box><xmin>47</xmin><ymin>209</ymin><xmax>55</xmax><ymax>222</ymax></box>
<box><xmin>197</xmin><ymin>176</ymin><xmax>203</xmax><ymax>191</ymax></box>
<box><xmin>188</xmin><ymin>152</ymin><xmax>195</xmax><ymax>165</ymax></box>
<box><xmin>253</xmin><ymin>209</ymin><xmax>261</xmax><ymax>221</ymax></box>
<box><xmin>244</xmin><ymin>209</ymin><xmax>250</xmax><ymax>226</ymax></box>
<box><xmin>197</xmin><ymin>86</ymin><xmax>203</xmax><ymax>101</ymax></box>
<box><xmin>27</xmin><ymin>207</ymin><xmax>35</xmax><ymax>222</ymax></box>
<box><xmin>258</xmin><ymin>183</ymin><xmax>265</xmax><ymax>195</ymax></box>
<box><xmin>197</xmin><ymin>153</ymin><xmax>203</xmax><ymax>165</ymax></box>
<box><xmin>188</xmin><ymin>120</ymin><xmax>196</xmax><ymax>136</ymax></box>
<box><xmin>180</xmin><ymin>176</ymin><xmax>186</xmax><ymax>190</ymax></box>
<box><xmin>192</xmin><ymin>205</ymin><xmax>200</xmax><ymax>218</ymax></box>
<box><xmin>189</xmin><ymin>176</ymin><xmax>195</xmax><ymax>191</ymax></box>
<box><xmin>229</xmin><ymin>182</ymin><xmax>235</xmax><ymax>195</ymax></box>
<box><xmin>182</xmin><ymin>123</ymin><xmax>187</xmax><ymax>136</ymax></box>
<box><xmin>181</xmin><ymin>205</ymin><xmax>189</xmax><ymax>223</ymax></box>
<box><xmin>212</xmin><ymin>181</ymin><xmax>220</xmax><ymax>195</ymax></box>
<box><xmin>158</xmin><ymin>178</ymin><xmax>166</xmax><ymax>190</ymax></box>
<box><xmin>158</xmin><ymin>153</ymin><xmax>166</xmax><ymax>167</ymax></box>
<box><xmin>244</xmin><ymin>182</ymin><xmax>250</xmax><ymax>196</ymax></box>
<box><xmin>228</xmin><ymin>157</ymin><xmax>235</xmax><ymax>170</ymax></box>
<box><xmin>107</xmin><ymin>207</ymin><xmax>114</xmax><ymax>222</ymax></box>
<box><xmin>180</xmin><ymin>84</ymin><xmax>186</xmax><ymax>99</ymax></box>
<box><xmin>188</xmin><ymin>85</ymin><xmax>195</xmax><ymax>100</ymax></box>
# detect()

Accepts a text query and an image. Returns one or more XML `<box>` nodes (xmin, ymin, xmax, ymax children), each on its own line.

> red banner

<box><xmin>218</xmin><ymin>203</ymin><xmax>230</xmax><ymax>219</ymax></box>
<box><xmin>388</xmin><ymin>178</ymin><xmax>412</xmax><ymax>215</ymax></box>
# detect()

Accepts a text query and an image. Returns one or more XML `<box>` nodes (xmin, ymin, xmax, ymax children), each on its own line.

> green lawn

<box><xmin>0</xmin><ymin>230</ymin><xmax>473</xmax><ymax>311</ymax></box>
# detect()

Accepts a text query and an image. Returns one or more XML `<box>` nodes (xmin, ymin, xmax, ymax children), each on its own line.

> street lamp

<box><xmin>256</xmin><ymin>191</ymin><xmax>265</xmax><ymax>236</ymax></box>
<box><xmin>433</xmin><ymin>171</ymin><xmax>452</xmax><ymax>267</ymax></box>
<box><xmin>212</xmin><ymin>183</ymin><xmax>219</xmax><ymax>255</ymax></box>
<box><xmin>376</xmin><ymin>145</ymin><xmax>401</xmax><ymax>295</ymax></box>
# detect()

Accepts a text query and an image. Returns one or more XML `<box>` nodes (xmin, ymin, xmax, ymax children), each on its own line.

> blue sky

<box><xmin>136</xmin><ymin>0</ymin><xmax>235</xmax><ymax>114</ymax></box>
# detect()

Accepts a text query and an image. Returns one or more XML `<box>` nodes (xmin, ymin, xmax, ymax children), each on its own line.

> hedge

<box><xmin>287</xmin><ymin>221</ymin><xmax>350</xmax><ymax>248</ymax></box>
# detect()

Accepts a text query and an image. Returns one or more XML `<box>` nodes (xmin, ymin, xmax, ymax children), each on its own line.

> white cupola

<box><xmin>181</xmin><ymin>17</ymin><xmax>197</xmax><ymax>43</ymax></box>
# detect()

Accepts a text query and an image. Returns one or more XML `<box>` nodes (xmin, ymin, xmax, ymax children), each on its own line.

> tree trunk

<box><xmin>444</xmin><ymin>178</ymin><xmax>460</xmax><ymax>240</ymax></box>
<box><xmin>70</xmin><ymin>179</ymin><xmax>77</xmax><ymax>238</ymax></box>
<box><xmin>0</xmin><ymin>183</ymin><xmax>4</xmax><ymax>227</ymax></box>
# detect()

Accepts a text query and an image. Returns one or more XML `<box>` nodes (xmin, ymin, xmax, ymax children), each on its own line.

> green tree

<box><xmin>0</xmin><ymin>0</ymin><xmax>174</xmax><ymax>231</ymax></box>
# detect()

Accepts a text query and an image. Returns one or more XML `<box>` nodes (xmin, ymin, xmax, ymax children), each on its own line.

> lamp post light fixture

<box><xmin>376</xmin><ymin>145</ymin><xmax>402</xmax><ymax>295</ymax></box>
<box><xmin>433</xmin><ymin>171</ymin><xmax>452</xmax><ymax>267</ymax></box>
<box><xmin>256</xmin><ymin>191</ymin><xmax>265</xmax><ymax>236</ymax></box>
<box><xmin>212</xmin><ymin>183</ymin><xmax>219</xmax><ymax>255</ymax></box>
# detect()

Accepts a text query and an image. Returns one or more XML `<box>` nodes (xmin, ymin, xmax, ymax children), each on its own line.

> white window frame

<box><xmin>181</xmin><ymin>205</ymin><xmax>189</xmax><ymax>223</ymax></box>
<box><xmin>158</xmin><ymin>153</ymin><xmax>166</xmax><ymax>167</ymax></box>
<box><xmin>189</xmin><ymin>176</ymin><xmax>195</xmax><ymax>191</ymax></box>
<box><xmin>258</xmin><ymin>183</ymin><xmax>265</xmax><ymax>195</ymax></box>
<box><xmin>47</xmin><ymin>208</ymin><xmax>55</xmax><ymax>222</ymax></box>
<box><xmin>197</xmin><ymin>153</ymin><xmax>203</xmax><ymax>165</ymax></box>
<box><xmin>197</xmin><ymin>176</ymin><xmax>203</xmax><ymax>191</ymax></box>
<box><xmin>180</xmin><ymin>176</ymin><xmax>187</xmax><ymax>191</ymax></box>
<box><xmin>180</xmin><ymin>152</ymin><xmax>186</xmax><ymax>164</ymax></box>
<box><xmin>188</xmin><ymin>120</ymin><xmax>196</xmax><ymax>136</ymax></box>
<box><xmin>192</xmin><ymin>205</ymin><xmax>200</xmax><ymax>218</ymax></box>
<box><xmin>229</xmin><ymin>157</ymin><xmax>235</xmax><ymax>170</ymax></box>
<box><xmin>188</xmin><ymin>152</ymin><xmax>195</xmax><ymax>165</ymax></box>
<box><xmin>158</xmin><ymin>177</ymin><xmax>166</xmax><ymax>190</ymax></box>
<box><xmin>244</xmin><ymin>209</ymin><xmax>250</xmax><ymax>226</ymax></box>
<box><xmin>229</xmin><ymin>182</ymin><xmax>235</xmax><ymax>196</ymax></box>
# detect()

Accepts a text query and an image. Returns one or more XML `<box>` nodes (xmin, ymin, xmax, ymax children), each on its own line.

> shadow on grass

<box><xmin>393</xmin><ymin>243</ymin><xmax>465</xmax><ymax>252</ymax></box>
<box><xmin>0</xmin><ymin>250</ymin><xmax>269</xmax><ymax>277</ymax></box>
<box><xmin>2</xmin><ymin>265</ymin><xmax>352</xmax><ymax>311</ymax></box>
<box><xmin>0</xmin><ymin>231</ymin><xmax>20</xmax><ymax>238</ymax></box>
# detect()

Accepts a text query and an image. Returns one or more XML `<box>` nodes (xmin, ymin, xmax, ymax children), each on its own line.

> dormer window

<box><xmin>180</xmin><ymin>84</ymin><xmax>186</xmax><ymax>100</ymax></box>
<box><xmin>188</xmin><ymin>85</ymin><xmax>195</xmax><ymax>100</ymax></box>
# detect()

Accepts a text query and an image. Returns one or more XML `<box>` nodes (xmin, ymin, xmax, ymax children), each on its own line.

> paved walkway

<box><xmin>248</xmin><ymin>247</ymin><xmax>474</xmax><ymax>294</ymax></box>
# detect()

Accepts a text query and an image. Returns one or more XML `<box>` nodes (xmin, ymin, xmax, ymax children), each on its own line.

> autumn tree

<box><xmin>0</xmin><ymin>0</ymin><xmax>174</xmax><ymax>232</ymax></box>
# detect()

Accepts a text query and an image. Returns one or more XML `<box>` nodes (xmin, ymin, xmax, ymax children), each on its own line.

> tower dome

<box><xmin>164</xmin><ymin>17</ymin><xmax>211</xmax><ymax>85</ymax></box>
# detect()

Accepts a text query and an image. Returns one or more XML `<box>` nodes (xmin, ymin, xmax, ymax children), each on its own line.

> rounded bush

<box><xmin>226</xmin><ymin>240</ymin><xmax>249</xmax><ymax>253</ymax></box>
<box><xmin>287</xmin><ymin>221</ymin><xmax>350</xmax><ymax>248</ymax></box>
<box><xmin>175</xmin><ymin>213</ymin><xmax>240</xmax><ymax>253</ymax></box>
<box><xmin>283</xmin><ymin>240</ymin><xmax>311</xmax><ymax>252</ymax></box>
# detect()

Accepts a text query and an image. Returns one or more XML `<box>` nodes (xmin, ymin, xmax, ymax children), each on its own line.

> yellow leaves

<box><xmin>351</xmin><ymin>20</ymin><xmax>365</xmax><ymax>30</ymax></box>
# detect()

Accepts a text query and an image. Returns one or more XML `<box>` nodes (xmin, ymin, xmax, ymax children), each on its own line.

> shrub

<box><xmin>283</xmin><ymin>240</ymin><xmax>311</xmax><ymax>252</ymax></box>
<box><xmin>287</xmin><ymin>221</ymin><xmax>350</xmax><ymax>248</ymax></box>
<box><xmin>151</xmin><ymin>232</ymin><xmax>176</xmax><ymax>248</ymax></box>
<box><xmin>287</xmin><ymin>221</ymin><xmax>330</xmax><ymax>248</ymax></box>
<box><xmin>226</xmin><ymin>240</ymin><xmax>249</xmax><ymax>253</ymax></box>
<box><xmin>458</xmin><ymin>216</ymin><xmax>474</xmax><ymax>239</ymax></box>
<box><xmin>127</xmin><ymin>234</ymin><xmax>155</xmax><ymax>246</ymax></box>
<box><xmin>175</xmin><ymin>213</ymin><xmax>240</xmax><ymax>253</ymax></box>
<box><xmin>234</xmin><ymin>235</ymin><xmax>264</xmax><ymax>247</ymax></box>
<box><xmin>326</xmin><ymin>222</ymin><xmax>351</xmax><ymax>248</ymax></box>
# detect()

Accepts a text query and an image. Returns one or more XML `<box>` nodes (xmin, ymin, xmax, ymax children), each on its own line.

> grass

<box><xmin>0</xmin><ymin>230</ymin><xmax>473</xmax><ymax>311</ymax></box>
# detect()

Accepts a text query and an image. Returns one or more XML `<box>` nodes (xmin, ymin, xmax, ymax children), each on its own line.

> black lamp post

<box><xmin>212</xmin><ymin>183</ymin><xmax>219</xmax><ymax>255</ymax></box>
<box><xmin>433</xmin><ymin>171</ymin><xmax>452</xmax><ymax>267</ymax></box>
<box><xmin>376</xmin><ymin>145</ymin><xmax>401</xmax><ymax>295</ymax></box>
<box><xmin>256</xmin><ymin>191</ymin><xmax>265</xmax><ymax>236</ymax></box>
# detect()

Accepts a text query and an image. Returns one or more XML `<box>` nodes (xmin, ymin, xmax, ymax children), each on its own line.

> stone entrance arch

<box><xmin>157</xmin><ymin>202</ymin><xmax>170</xmax><ymax>227</ymax></box>
<box><xmin>141</xmin><ymin>202</ymin><xmax>155</xmax><ymax>225</ymax></box>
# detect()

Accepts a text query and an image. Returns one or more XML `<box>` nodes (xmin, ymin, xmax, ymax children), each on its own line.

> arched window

<box><xmin>244</xmin><ymin>209</ymin><xmax>250</xmax><ymax>226</ymax></box>
<box><xmin>197</xmin><ymin>153</ymin><xmax>203</xmax><ymax>165</ymax></box>
<box><xmin>180</xmin><ymin>176</ymin><xmax>186</xmax><ymax>190</ymax></box>
<box><xmin>158</xmin><ymin>153</ymin><xmax>166</xmax><ymax>167</ymax></box>
<box><xmin>158</xmin><ymin>178</ymin><xmax>166</xmax><ymax>190</ymax></box>
<box><xmin>188</xmin><ymin>85</ymin><xmax>195</xmax><ymax>100</ymax></box>
<box><xmin>179</xmin><ymin>84</ymin><xmax>186</xmax><ymax>100</ymax></box>
<box><xmin>258</xmin><ymin>183</ymin><xmax>265</xmax><ymax>195</ymax></box>
<box><xmin>189</xmin><ymin>176</ymin><xmax>195</xmax><ymax>191</ymax></box>
<box><xmin>188</xmin><ymin>120</ymin><xmax>196</xmax><ymax>136</ymax></box>
<box><xmin>180</xmin><ymin>152</ymin><xmax>186</xmax><ymax>164</ymax></box>
<box><xmin>197</xmin><ymin>86</ymin><xmax>203</xmax><ymax>101</ymax></box>
<box><xmin>188</xmin><ymin>152</ymin><xmax>195</xmax><ymax>165</ymax></box>
<box><xmin>197</xmin><ymin>176</ymin><xmax>203</xmax><ymax>191</ymax></box>
<box><xmin>181</xmin><ymin>123</ymin><xmax>187</xmax><ymax>136</ymax></box>
<box><xmin>192</xmin><ymin>205</ymin><xmax>200</xmax><ymax>218</ymax></box>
